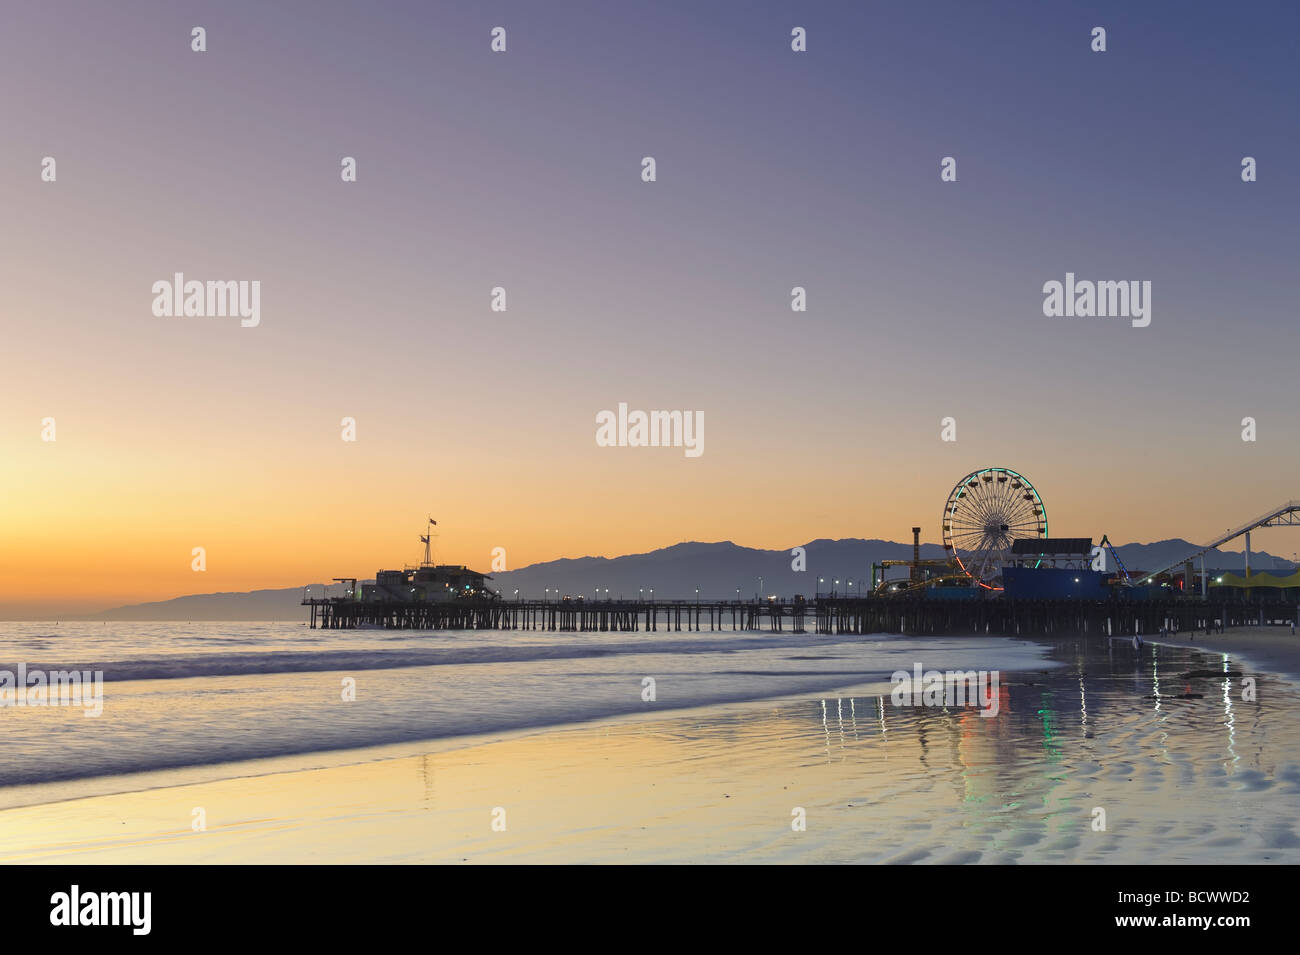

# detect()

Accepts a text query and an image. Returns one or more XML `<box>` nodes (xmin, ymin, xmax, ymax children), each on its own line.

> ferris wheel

<box><xmin>942</xmin><ymin>468</ymin><xmax>1048</xmax><ymax>590</ymax></box>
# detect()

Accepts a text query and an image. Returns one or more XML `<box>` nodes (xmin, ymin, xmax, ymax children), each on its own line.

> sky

<box><xmin>1</xmin><ymin>1</ymin><xmax>1297</xmax><ymax>615</ymax></box>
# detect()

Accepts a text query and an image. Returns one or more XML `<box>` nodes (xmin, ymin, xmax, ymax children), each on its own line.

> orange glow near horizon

<box><xmin>6</xmin><ymin>412</ymin><xmax>1300</xmax><ymax>616</ymax></box>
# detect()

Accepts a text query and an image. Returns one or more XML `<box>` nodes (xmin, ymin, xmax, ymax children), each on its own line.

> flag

<box><xmin>429</xmin><ymin>518</ymin><xmax>437</xmax><ymax>525</ymax></box>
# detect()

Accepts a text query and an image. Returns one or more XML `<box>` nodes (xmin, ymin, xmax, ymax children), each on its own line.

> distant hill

<box><xmin>490</xmin><ymin>539</ymin><xmax>949</xmax><ymax>601</ymax></box>
<box><xmin>1108</xmin><ymin>539</ymin><xmax>1295</xmax><ymax>577</ymax></box>
<box><xmin>489</xmin><ymin>538</ymin><xmax>1292</xmax><ymax>599</ymax></box>
<box><xmin>75</xmin><ymin>586</ymin><xmax>326</xmax><ymax>622</ymax></box>
<box><xmin>73</xmin><ymin>538</ymin><xmax>1293</xmax><ymax>620</ymax></box>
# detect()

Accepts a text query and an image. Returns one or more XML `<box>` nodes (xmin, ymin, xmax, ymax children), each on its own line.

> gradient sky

<box><xmin>2</xmin><ymin>1</ymin><xmax>1298</xmax><ymax>615</ymax></box>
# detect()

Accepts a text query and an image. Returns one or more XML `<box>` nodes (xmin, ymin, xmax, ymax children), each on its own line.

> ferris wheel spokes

<box><xmin>941</xmin><ymin>467</ymin><xmax>1048</xmax><ymax>590</ymax></box>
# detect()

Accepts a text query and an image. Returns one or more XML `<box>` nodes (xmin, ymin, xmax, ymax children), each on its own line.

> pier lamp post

<box><xmin>848</xmin><ymin>579</ymin><xmax>854</xmax><ymax>595</ymax></box>
<box><xmin>758</xmin><ymin>577</ymin><xmax>763</xmax><ymax>600</ymax></box>
<box><xmin>650</xmin><ymin>589</ymin><xmax>654</xmax><ymax>602</ymax></box>
<box><xmin>818</xmin><ymin>577</ymin><xmax>824</xmax><ymax>596</ymax></box>
<box><xmin>735</xmin><ymin>588</ymin><xmax>740</xmax><ymax>602</ymax></box>
<box><xmin>639</xmin><ymin>588</ymin><xmax>644</xmax><ymax>602</ymax></box>
<box><xmin>834</xmin><ymin>579</ymin><xmax>840</xmax><ymax>596</ymax></box>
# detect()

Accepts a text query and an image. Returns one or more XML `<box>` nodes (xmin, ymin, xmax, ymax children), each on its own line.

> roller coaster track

<box><xmin>1145</xmin><ymin>499</ymin><xmax>1300</xmax><ymax>581</ymax></box>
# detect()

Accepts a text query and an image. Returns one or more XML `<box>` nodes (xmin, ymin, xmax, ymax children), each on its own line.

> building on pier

<box><xmin>1003</xmin><ymin>538</ymin><xmax>1107</xmax><ymax>598</ymax></box>
<box><xmin>362</xmin><ymin>564</ymin><xmax>497</xmax><ymax>602</ymax></box>
<box><xmin>322</xmin><ymin>520</ymin><xmax>498</xmax><ymax>604</ymax></box>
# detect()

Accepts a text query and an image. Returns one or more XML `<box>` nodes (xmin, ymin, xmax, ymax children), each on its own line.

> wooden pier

<box><xmin>305</xmin><ymin>597</ymin><xmax>810</xmax><ymax>632</ymax></box>
<box><xmin>303</xmin><ymin>594</ymin><xmax>1299</xmax><ymax>636</ymax></box>
<box><xmin>811</xmin><ymin>596</ymin><xmax>1297</xmax><ymax>636</ymax></box>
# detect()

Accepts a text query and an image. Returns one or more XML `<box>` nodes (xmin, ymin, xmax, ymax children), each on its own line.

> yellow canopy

<box><xmin>1211</xmin><ymin>570</ymin><xmax>1300</xmax><ymax>589</ymax></box>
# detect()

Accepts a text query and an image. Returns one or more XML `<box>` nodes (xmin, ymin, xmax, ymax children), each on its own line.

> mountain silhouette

<box><xmin>57</xmin><ymin>537</ymin><xmax>1295</xmax><ymax>621</ymax></box>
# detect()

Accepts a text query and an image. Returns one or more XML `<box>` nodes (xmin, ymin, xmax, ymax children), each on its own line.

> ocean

<box><xmin>0</xmin><ymin>621</ymin><xmax>1046</xmax><ymax>795</ymax></box>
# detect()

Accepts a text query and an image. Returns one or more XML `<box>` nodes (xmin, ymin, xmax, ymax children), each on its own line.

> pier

<box><xmin>305</xmin><ymin>597</ymin><xmax>810</xmax><ymax>633</ymax></box>
<box><xmin>303</xmin><ymin>594</ymin><xmax>1299</xmax><ymax>636</ymax></box>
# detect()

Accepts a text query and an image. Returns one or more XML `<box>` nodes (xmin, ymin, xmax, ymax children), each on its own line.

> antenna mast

<box><xmin>420</xmin><ymin>516</ymin><xmax>438</xmax><ymax>567</ymax></box>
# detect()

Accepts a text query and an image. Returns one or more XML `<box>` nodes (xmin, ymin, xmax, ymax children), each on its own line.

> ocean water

<box><xmin>0</xmin><ymin>622</ymin><xmax>1049</xmax><ymax>795</ymax></box>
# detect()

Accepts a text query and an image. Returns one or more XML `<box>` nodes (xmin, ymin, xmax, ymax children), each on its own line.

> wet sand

<box><xmin>1148</xmin><ymin>625</ymin><xmax>1300</xmax><ymax>687</ymax></box>
<box><xmin>2</xmin><ymin>635</ymin><xmax>1298</xmax><ymax>864</ymax></box>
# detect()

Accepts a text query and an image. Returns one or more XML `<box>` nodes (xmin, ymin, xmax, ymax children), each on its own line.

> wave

<box><xmin>0</xmin><ymin>634</ymin><xmax>869</xmax><ymax>683</ymax></box>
